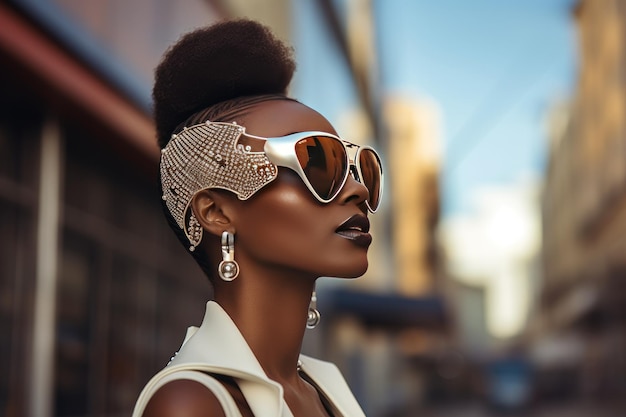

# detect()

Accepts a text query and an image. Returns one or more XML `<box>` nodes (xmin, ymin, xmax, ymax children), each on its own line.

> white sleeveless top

<box><xmin>132</xmin><ymin>301</ymin><xmax>366</xmax><ymax>417</ymax></box>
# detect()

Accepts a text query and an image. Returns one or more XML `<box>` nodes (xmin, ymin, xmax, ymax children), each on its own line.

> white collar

<box><xmin>168</xmin><ymin>301</ymin><xmax>365</xmax><ymax>417</ymax></box>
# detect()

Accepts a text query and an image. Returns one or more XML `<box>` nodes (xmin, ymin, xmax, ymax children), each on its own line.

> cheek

<box><xmin>253</xmin><ymin>171</ymin><xmax>323</xmax><ymax>221</ymax></box>
<box><xmin>237</xmin><ymin>176</ymin><xmax>326</xmax><ymax>254</ymax></box>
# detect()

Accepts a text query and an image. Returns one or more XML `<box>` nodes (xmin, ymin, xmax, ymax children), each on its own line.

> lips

<box><xmin>335</xmin><ymin>214</ymin><xmax>372</xmax><ymax>247</ymax></box>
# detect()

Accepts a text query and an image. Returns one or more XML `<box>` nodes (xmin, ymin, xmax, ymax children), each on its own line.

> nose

<box><xmin>337</xmin><ymin>169</ymin><xmax>369</xmax><ymax>210</ymax></box>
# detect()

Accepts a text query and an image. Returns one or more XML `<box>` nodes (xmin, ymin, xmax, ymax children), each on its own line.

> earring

<box><xmin>187</xmin><ymin>211</ymin><xmax>203</xmax><ymax>252</ymax></box>
<box><xmin>306</xmin><ymin>290</ymin><xmax>321</xmax><ymax>329</ymax></box>
<box><xmin>218</xmin><ymin>231</ymin><xmax>239</xmax><ymax>281</ymax></box>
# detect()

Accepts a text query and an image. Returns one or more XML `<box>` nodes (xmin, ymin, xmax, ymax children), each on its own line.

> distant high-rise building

<box><xmin>384</xmin><ymin>96</ymin><xmax>442</xmax><ymax>296</ymax></box>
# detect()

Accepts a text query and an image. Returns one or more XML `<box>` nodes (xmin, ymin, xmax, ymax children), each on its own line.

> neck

<box><xmin>214</xmin><ymin>267</ymin><xmax>316</xmax><ymax>383</ymax></box>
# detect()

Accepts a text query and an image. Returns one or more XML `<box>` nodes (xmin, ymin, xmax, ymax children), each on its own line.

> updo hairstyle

<box><xmin>152</xmin><ymin>19</ymin><xmax>297</xmax><ymax>281</ymax></box>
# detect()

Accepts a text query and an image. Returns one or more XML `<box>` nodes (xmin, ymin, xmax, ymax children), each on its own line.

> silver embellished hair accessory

<box><xmin>160</xmin><ymin>121</ymin><xmax>278</xmax><ymax>249</ymax></box>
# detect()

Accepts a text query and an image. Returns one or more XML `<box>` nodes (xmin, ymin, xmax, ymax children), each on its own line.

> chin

<box><xmin>334</xmin><ymin>261</ymin><xmax>369</xmax><ymax>279</ymax></box>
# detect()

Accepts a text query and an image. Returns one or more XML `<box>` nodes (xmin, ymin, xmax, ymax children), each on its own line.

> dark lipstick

<box><xmin>335</xmin><ymin>214</ymin><xmax>372</xmax><ymax>247</ymax></box>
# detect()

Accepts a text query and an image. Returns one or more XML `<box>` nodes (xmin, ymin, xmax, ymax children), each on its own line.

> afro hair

<box><xmin>152</xmin><ymin>19</ymin><xmax>296</xmax><ymax>148</ymax></box>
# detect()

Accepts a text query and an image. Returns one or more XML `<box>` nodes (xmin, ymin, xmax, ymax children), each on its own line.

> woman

<box><xmin>132</xmin><ymin>19</ymin><xmax>382</xmax><ymax>417</ymax></box>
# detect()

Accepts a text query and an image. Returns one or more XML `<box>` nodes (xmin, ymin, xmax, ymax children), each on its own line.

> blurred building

<box><xmin>385</xmin><ymin>97</ymin><xmax>441</xmax><ymax>296</ymax></box>
<box><xmin>0</xmin><ymin>2</ymin><xmax>222</xmax><ymax>417</ymax></box>
<box><xmin>537</xmin><ymin>0</ymin><xmax>626</xmax><ymax>405</ymax></box>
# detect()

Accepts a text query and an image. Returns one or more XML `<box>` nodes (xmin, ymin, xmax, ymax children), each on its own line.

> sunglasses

<box><xmin>244</xmin><ymin>131</ymin><xmax>383</xmax><ymax>212</ymax></box>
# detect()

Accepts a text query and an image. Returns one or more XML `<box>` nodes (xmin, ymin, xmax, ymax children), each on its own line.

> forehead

<box><xmin>236</xmin><ymin>100</ymin><xmax>337</xmax><ymax>137</ymax></box>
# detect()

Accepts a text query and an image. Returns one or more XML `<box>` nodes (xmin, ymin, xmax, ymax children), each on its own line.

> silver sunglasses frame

<box><xmin>244</xmin><ymin>130</ymin><xmax>383</xmax><ymax>213</ymax></box>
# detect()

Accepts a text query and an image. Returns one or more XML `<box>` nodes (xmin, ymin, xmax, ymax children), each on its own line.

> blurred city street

<box><xmin>421</xmin><ymin>402</ymin><xmax>624</xmax><ymax>417</ymax></box>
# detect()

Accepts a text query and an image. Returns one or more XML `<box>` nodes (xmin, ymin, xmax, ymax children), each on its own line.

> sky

<box><xmin>374</xmin><ymin>0</ymin><xmax>578</xmax><ymax>217</ymax></box>
<box><xmin>374</xmin><ymin>0</ymin><xmax>577</xmax><ymax>217</ymax></box>
<box><xmin>373</xmin><ymin>0</ymin><xmax>578</xmax><ymax>337</ymax></box>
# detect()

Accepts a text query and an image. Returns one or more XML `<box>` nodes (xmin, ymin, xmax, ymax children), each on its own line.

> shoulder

<box><xmin>141</xmin><ymin>379</ymin><xmax>227</xmax><ymax>417</ymax></box>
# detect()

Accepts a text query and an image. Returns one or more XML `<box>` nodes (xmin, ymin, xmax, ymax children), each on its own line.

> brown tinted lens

<box><xmin>294</xmin><ymin>136</ymin><xmax>348</xmax><ymax>200</ymax></box>
<box><xmin>359</xmin><ymin>149</ymin><xmax>382</xmax><ymax>210</ymax></box>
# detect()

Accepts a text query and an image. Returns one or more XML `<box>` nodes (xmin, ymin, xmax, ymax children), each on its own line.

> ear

<box><xmin>190</xmin><ymin>189</ymin><xmax>234</xmax><ymax>237</ymax></box>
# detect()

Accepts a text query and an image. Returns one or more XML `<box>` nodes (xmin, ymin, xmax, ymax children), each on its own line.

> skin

<box><xmin>143</xmin><ymin>99</ymin><xmax>371</xmax><ymax>417</ymax></box>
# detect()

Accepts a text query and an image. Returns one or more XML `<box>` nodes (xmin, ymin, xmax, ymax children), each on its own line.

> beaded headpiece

<box><xmin>160</xmin><ymin>121</ymin><xmax>278</xmax><ymax>250</ymax></box>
